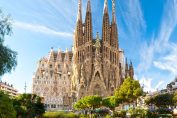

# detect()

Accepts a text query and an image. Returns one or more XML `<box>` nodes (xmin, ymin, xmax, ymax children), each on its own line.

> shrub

<box><xmin>105</xmin><ymin>114</ymin><xmax>112</xmax><ymax>118</ymax></box>
<box><xmin>156</xmin><ymin>108</ymin><xmax>172</xmax><ymax>114</ymax></box>
<box><xmin>65</xmin><ymin>112</ymin><xmax>79</xmax><ymax>118</ymax></box>
<box><xmin>127</xmin><ymin>108</ymin><xmax>157</xmax><ymax>118</ymax></box>
<box><xmin>114</xmin><ymin>110</ymin><xmax>126</xmax><ymax>118</ymax></box>
<box><xmin>43</xmin><ymin>111</ymin><xmax>79</xmax><ymax>118</ymax></box>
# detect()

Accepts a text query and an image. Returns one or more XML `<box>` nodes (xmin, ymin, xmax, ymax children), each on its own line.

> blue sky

<box><xmin>0</xmin><ymin>0</ymin><xmax>177</xmax><ymax>93</ymax></box>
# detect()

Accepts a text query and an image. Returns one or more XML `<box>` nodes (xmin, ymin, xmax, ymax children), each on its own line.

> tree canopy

<box><xmin>146</xmin><ymin>93</ymin><xmax>174</xmax><ymax>108</ymax></box>
<box><xmin>0</xmin><ymin>10</ymin><xmax>17</xmax><ymax>76</ymax></box>
<box><xmin>102</xmin><ymin>96</ymin><xmax>119</xmax><ymax>111</ymax></box>
<box><xmin>74</xmin><ymin>95</ymin><xmax>102</xmax><ymax>110</ymax></box>
<box><xmin>173</xmin><ymin>91</ymin><xmax>177</xmax><ymax>106</ymax></box>
<box><xmin>115</xmin><ymin>77</ymin><xmax>143</xmax><ymax>103</ymax></box>
<box><xmin>0</xmin><ymin>91</ymin><xmax>16</xmax><ymax>118</ymax></box>
<box><xmin>13</xmin><ymin>93</ymin><xmax>45</xmax><ymax>118</ymax></box>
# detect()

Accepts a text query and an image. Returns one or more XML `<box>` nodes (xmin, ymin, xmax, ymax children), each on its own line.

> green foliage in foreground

<box><xmin>0</xmin><ymin>9</ymin><xmax>17</xmax><ymax>76</ymax></box>
<box><xmin>115</xmin><ymin>77</ymin><xmax>143</xmax><ymax>103</ymax></box>
<box><xmin>102</xmin><ymin>96</ymin><xmax>120</xmax><ymax>111</ymax></box>
<box><xmin>43</xmin><ymin>112</ymin><xmax>79</xmax><ymax>118</ymax></box>
<box><xmin>145</xmin><ymin>93</ymin><xmax>174</xmax><ymax>108</ymax></box>
<box><xmin>13</xmin><ymin>93</ymin><xmax>45</xmax><ymax>118</ymax></box>
<box><xmin>173</xmin><ymin>91</ymin><xmax>177</xmax><ymax>106</ymax></box>
<box><xmin>74</xmin><ymin>95</ymin><xmax>102</xmax><ymax>110</ymax></box>
<box><xmin>0</xmin><ymin>91</ymin><xmax>16</xmax><ymax>118</ymax></box>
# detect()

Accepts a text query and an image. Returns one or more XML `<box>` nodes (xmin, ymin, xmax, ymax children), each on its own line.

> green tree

<box><xmin>173</xmin><ymin>91</ymin><xmax>177</xmax><ymax>106</ymax></box>
<box><xmin>0</xmin><ymin>9</ymin><xmax>17</xmax><ymax>76</ymax></box>
<box><xmin>0</xmin><ymin>91</ymin><xmax>16</xmax><ymax>118</ymax></box>
<box><xmin>102</xmin><ymin>96</ymin><xmax>118</xmax><ymax>111</ymax></box>
<box><xmin>74</xmin><ymin>95</ymin><xmax>102</xmax><ymax>110</ymax></box>
<box><xmin>146</xmin><ymin>93</ymin><xmax>173</xmax><ymax>108</ymax></box>
<box><xmin>115</xmin><ymin>77</ymin><xmax>143</xmax><ymax>105</ymax></box>
<box><xmin>74</xmin><ymin>99</ymin><xmax>86</xmax><ymax>110</ymax></box>
<box><xmin>84</xmin><ymin>95</ymin><xmax>102</xmax><ymax>109</ymax></box>
<box><xmin>14</xmin><ymin>94</ymin><xmax>45</xmax><ymax>118</ymax></box>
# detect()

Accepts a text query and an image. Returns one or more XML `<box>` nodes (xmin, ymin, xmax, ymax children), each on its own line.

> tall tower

<box><xmin>74</xmin><ymin>0</ymin><xmax>83</xmax><ymax>63</ymax></box>
<box><xmin>110</xmin><ymin>0</ymin><xmax>118</xmax><ymax>49</ymax></box>
<box><xmin>84</xmin><ymin>0</ymin><xmax>93</xmax><ymax>59</ymax></box>
<box><xmin>102</xmin><ymin>0</ymin><xmax>110</xmax><ymax>44</ymax></box>
<box><xmin>110</xmin><ymin>0</ymin><xmax>120</xmax><ymax>89</ymax></box>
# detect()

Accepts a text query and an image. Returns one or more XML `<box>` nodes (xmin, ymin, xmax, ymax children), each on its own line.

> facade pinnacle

<box><xmin>112</xmin><ymin>0</ymin><xmax>116</xmax><ymax>23</ymax></box>
<box><xmin>77</xmin><ymin>0</ymin><xmax>82</xmax><ymax>22</ymax></box>
<box><xmin>104</xmin><ymin>0</ymin><xmax>108</xmax><ymax>14</ymax></box>
<box><xmin>86</xmin><ymin>0</ymin><xmax>91</xmax><ymax>12</ymax></box>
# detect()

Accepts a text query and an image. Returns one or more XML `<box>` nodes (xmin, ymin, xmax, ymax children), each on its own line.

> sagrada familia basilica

<box><xmin>32</xmin><ymin>0</ymin><xmax>134</xmax><ymax>111</ymax></box>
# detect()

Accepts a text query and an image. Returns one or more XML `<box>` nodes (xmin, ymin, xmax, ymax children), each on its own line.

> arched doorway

<box><xmin>93</xmin><ymin>84</ymin><xmax>101</xmax><ymax>96</ymax></box>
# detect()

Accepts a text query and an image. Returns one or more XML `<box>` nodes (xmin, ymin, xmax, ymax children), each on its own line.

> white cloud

<box><xmin>14</xmin><ymin>21</ymin><xmax>73</xmax><ymax>37</ymax></box>
<box><xmin>138</xmin><ymin>0</ymin><xmax>177</xmax><ymax>74</ymax></box>
<box><xmin>136</xmin><ymin>1</ymin><xmax>177</xmax><ymax>93</ymax></box>
<box><xmin>139</xmin><ymin>76</ymin><xmax>164</xmax><ymax>92</ymax></box>
<box><xmin>153</xmin><ymin>43</ymin><xmax>177</xmax><ymax>74</ymax></box>
<box><xmin>118</xmin><ymin>0</ymin><xmax>146</xmax><ymax>40</ymax></box>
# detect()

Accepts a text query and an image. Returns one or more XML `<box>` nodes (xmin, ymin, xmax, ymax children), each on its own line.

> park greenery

<box><xmin>0</xmin><ymin>9</ymin><xmax>17</xmax><ymax>76</ymax></box>
<box><xmin>0</xmin><ymin>91</ymin><xmax>16</xmax><ymax>118</ymax></box>
<box><xmin>13</xmin><ymin>94</ymin><xmax>45</xmax><ymax>118</ymax></box>
<box><xmin>0</xmin><ymin>92</ymin><xmax>45</xmax><ymax>118</ymax></box>
<box><xmin>115</xmin><ymin>77</ymin><xmax>143</xmax><ymax>104</ymax></box>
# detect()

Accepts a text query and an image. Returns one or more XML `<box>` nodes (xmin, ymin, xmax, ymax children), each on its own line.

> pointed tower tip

<box><xmin>77</xmin><ymin>0</ymin><xmax>82</xmax><ymax>21</ymax></box>
<box><xmin>96</xmin><ymin>32</ymin><xmax>100</xmax><ymax>40</ymax></box>
<box><xmin>112</xmin><ymin>0</ymin><xmax>116</xmax><ymax>23</ymax></box>
<box><xmin>66</xmin><ymin>48</ymin><xmax>68</xmax><ymax>52</ymax></box>
<box><xmin>58</xmin><ymin>48</ymin><xmax>61</xmax><ymax>52</ymax></box>
<box><xmin>86</xmin><ymin>0</ymin><xmax>91</xmax><ymax>12</ymax></box>
<box><xmin>103</xmin><ymin>0</ymin><xmax>108</xmax><ymax>14</ymax></box>
<box><xmin>50</xmin><ymin>47</ymin><xmax>54</xmax><ymax>52</ymax></box>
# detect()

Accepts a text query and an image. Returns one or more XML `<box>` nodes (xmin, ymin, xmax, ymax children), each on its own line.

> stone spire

<box><xmin>86</xmin><ymin>0</ymin><xmax>91</xmax><ymax>13</ymax></box>
<box><xmin>104</xmin><ymin>0</ymin><xmax>108</xmax><ymax>14</ymax></box>
<box><xmin>64</xmin><ymin>48</ymin><xmax>69</xmax><ymax>62</ymax></box>
<box><xmin>112</xmin><ymin>0</ymin><xmax>116</xmax><ymax>23</ymax></box>
<box><xmin>85</xmin><ymin>0</ymin><xmax>93</xmax><ymax>43</ymax></box>
<box><xmin>129</xmin><ymin>61</ymin><xmax>134</xmax><ymax>79</ymax></box>
<box><xmin>110</xmin><ymin>0</ymin><xmax>118</xmax><ymax>48</ymax></box>
<box><xmin>74</xmin><ymin>0</ymin><xmax>83</xmax><ymax>47</ymax></box>
<box><xmin>48</xmin><ymin>47</ymin><xmax>54</xmax><ymax>62</ymax></box>
<box><xmin>102</xmin><ymin>0</ymin><xmax>110</xmax><ymax>44</ymax></box>
<box><xmin>77</xmin><ymin>0</ymin><xmax>82</xmax><ymax>22</ymax></box>
<box><xmin>125</xmin><ymin>58</ymin><xmax>129</xmax><ymax>78</ymax></box>
<box><xmin>57</xmin><ymin>48</ymin><xmax>62</xmax><ymax>61</ymax></box>
<box><xmin>95</xmin><ymin>32</ymin><xmax>101</xmax><ymax>55</ymax></box>
<box><xmin>95</xmin><ymin>32</ymin><xmax>101</xmax><ymax>48</ymax></box>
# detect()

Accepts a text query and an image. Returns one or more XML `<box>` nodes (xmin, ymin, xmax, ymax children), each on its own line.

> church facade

<box><xmin>32</xmin><ymin>49</ymin><xmax>73</xmax><ymax>111</ymax></box>
<box><xmin>71</xmin><ymin>0</ymin><xmax>134</xmax><ymax>100</ymax></box>
<box><xmin>32</xmin><ymin>0</ymin><xmax>134</xmax><ymax>111</ymax></box>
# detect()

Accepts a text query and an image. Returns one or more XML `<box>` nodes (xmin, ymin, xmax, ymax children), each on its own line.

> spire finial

<box><xmin>77</xmin><ymin>0</ymin><xmax>82</xmax><ymax>21</ymax></box>
<box><xmin>24</xmin><ymin>81</ymin><xmax>27</xmax><ymax>93</ymax></box>
<box><xmin>96</xmin><ymin>32</ymin><xmax>99</xmax><ymax>40</ymax></box>
<box><xmin>95</xmin><ymin>32</ymin><xmax>101</xmax><ymax>48</ymax></box>
<box><xmin>86</xmin><ymin>0</ymin><xmax>91</xmax><ymax>12</ymax></box>
<box><xmin>58</xmin><ymin>48</ymin><xmax>61</xmax><ymax>52</ymax></box>
<box><xmin>104</xmin><ymin>0</ymin><xmax>108</xmax><ymax>14</ymax></box>
<box><xmin>50</xmin><ymin>47</ymin><xmax>54</xmax><ymax>52</ymax></box>
<box><xmin>112</xmin><ymin>0</ymin><xmax>116</xmax><ymax>22</ymax></box>
<box><xmin>66</xmin><ymin>48</ymin><xmax>68</xmax><ymax>52</ymax></box>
